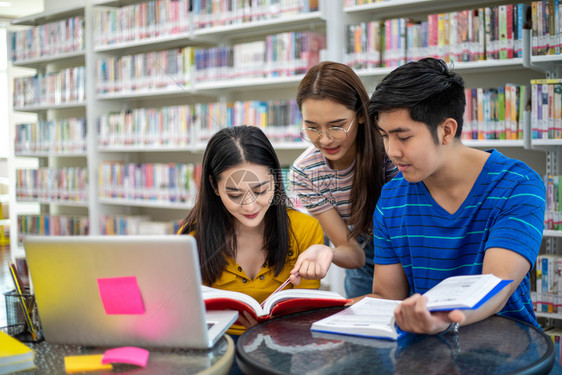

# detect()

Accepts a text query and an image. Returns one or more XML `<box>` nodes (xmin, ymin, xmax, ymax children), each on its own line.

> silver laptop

<box><xmin>23</xmin><ymin>235</ymin><xmax>238</xmax><ymax>349</ymax></box>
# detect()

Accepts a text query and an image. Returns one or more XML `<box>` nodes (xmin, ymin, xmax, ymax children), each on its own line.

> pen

<box><xmin>9</xmin><ymin>262</ymin><xmax>38</xmax><ymax>341</ymax></box>
<box><xmin>260</xmin><ymin>271</ymin><xmax>299</xmax><ymax>308</ymax></box>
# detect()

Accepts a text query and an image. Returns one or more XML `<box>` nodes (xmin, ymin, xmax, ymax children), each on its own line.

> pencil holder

<box><xmin>3</xmin><ymin>289</ymin><xmax>43</xmax><ymax>342</ymax></box>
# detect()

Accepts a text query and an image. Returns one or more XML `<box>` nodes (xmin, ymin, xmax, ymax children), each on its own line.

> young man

<box><xmin>366</xmin><ymin>58</ymin><xmax>545</xmax><ymax>334</ymax></box>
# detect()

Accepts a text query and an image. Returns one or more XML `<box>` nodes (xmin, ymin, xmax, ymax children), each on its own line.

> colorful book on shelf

<box><xmin>0</xmin><ymin>330</ymin><xmax>35</xmax><ymax>374</ymax></box>
<box><xmin>310</xmin><ymin>274</ymin><xmax>512</xmax><ymax>341</ymax></box>
<box><xmin>202</xmin><ymin>286</ymin><xmax>349</xmax><ymax>322</ymax></box>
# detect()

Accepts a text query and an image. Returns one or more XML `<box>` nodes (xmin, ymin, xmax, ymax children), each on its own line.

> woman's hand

<box><xmin>237</xmin><ymin>310</ymin><xmax>259</xmax><ymax>329</ymax></box>
<box><xmin>290</xmin><ymin>244</ymin><xmax>334</xmax><ymax>284</ymax></box>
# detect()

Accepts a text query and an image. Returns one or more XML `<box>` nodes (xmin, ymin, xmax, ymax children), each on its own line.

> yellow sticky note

<box><xmin>64</xmin><ymin>354</ymin><xmax>113</xmax><ymax>373</ymax></box>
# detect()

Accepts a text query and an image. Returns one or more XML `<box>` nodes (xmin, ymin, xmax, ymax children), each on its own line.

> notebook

<box><xmin>23</xmin><ymin>235</ymin><xmax>238</xmax><ymax>349</ymax></box>
<box><xmin>0</xmin><ymin>330</ymin><xmax>35</xmax><ymax>373</ymax></box>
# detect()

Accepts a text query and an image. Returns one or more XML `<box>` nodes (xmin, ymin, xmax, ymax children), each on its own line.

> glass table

<box><xmin>236</xmin><ymin>308</ymin><xmax>554</xmax><ymax>375</ymax></box>
<box><xmin>16</xmin><ymin>334</ymin><xmax>234</xmax><ymax>374</ymax></box>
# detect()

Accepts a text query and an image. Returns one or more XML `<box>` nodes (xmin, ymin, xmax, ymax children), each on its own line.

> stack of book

<box><xmin>0</xmin><ymin>330</ymin><xmax>35</xmax><ymax>374</ymax></box>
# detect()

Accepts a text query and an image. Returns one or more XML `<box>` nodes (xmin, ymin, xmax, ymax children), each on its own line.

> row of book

<box><xmin>533</xmin><ymin>254</ymin><xmax>562</xmax><ymax>313</ymax></box>
<box><xmin>97</xmin><ymin>163</ymin><xmax>301</xmax><ymax>211</ymax></box>
<box><xmin>192</xmin><ymin>0</ymin><xmax>319</xmax><ymax>30</ymax></box>
<box><xmin>531</xmin><ymin>1</ymin><xmax>562</xmax><ymax>56</ymax></box>
<box><xmin>96</xmin><ymin>31</ymin><xmax>324</xmax><ymax>93</ymax></box>
<box><xmin>99</xmin><ymin>106</ymin><xmax>192</xmax><ymax>148</ymax></box>
<box><xmin>195</xmin><ymin>100</ymin><xmax>303</xmax><ymax>145</ymax></box>
<box><xmin>462</xmin><ymin>84</ymin><xmax>527</xmax><ymax>141</ymax></box>
<box><xmin>195</xmin><ymin>32</ymin><xmax>325</xmax><ymax>81</ymax></box>
<box><xmin>100</xmin><ymin>215</ymin><xmax>183</xmax><ymax>235</ymax></box>
<box><xmin>98</xmin><ymin>100</ymin><xmax>303</xmax><ymax>148</ymax></box>
<box><xmin>17</xmin><ymin>213</ymin><xmax>183</xmax><ymax>238</ymax></box>
<box><xmin>13</xmin><ymin>66</ymin><xmax>86</xmax><ymax>108</ymax></box>
<box><xmin>545</xmin><ymin>328</ymin><xmax>562</xmax><ymax>367</ymax></box>
<box><xmin>15</xmin><ymin>168</ymin><xmax>88</xmax><ymax>202</ymax></box>
<box><xmin>94</xmin><ymin>0</ymin><xmax>191</xmax><ymax>47</ymax></box>
<box><xmin>10</xmin><ymin>16</ymin><xmax>84</xmax><ymax>63</ymax></box>
<box><xmin>531</xmin><ymin>79</ymin><xmax>562</xmax><ymax>139</ymax></box>
<box><xmin>98</xmin><ymin>162</ymin><xmax>200</xmax><ymax>204</ymax></box>
<box><xmin>345</xmin><ymin>4</ymin><xmax>529</xmax><ymax>69</ymax></box>
<box><xmin>14</xmin><ymin>118</ymin><xmax>86</xmax><ymax>154</ymax></box>
<box><xmin>93</xmin><ymin>0</ymin><xmax>318</xmax><ymax>48</ymax></box>
<box><xmin>96</xmin><ymin>48</ymin><xmax>192</xmax><ymax>94</ymax></box>
<box><xmin>17</xmin><ymin>215</ymin><xmax>90</xmax><ymax>240</ymax></box>
<box><xmin>545</xmin><ymin>174</ymin><xmax>562</xmax><ymax>230</ymax></box>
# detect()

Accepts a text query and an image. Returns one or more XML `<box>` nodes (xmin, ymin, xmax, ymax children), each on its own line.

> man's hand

<box><xmin>394</xmin><ymin>294</ymin><xmax>465</xmax><ymax>335</ymax></box>
<box><xmin>290</xmin><ymin>244</ymin><xmax>334</xmax><ymax>284</ymax></box>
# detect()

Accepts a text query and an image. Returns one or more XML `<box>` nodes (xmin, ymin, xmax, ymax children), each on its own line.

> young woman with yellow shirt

<box><xmin>179</xmin><ymin>125</ymin><xmax>324</xmax><ymax>335</ymax></box>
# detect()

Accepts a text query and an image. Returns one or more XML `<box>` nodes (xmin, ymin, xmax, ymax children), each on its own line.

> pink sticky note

<box><xmin>97</xmin><ymin>276</ymin><xmax>145</xmax><ymax>315</ymax></box>
<box><xmin>102</xmin><ymin>347</ymin><xmax>149</xmax><ymax>368</ymax></box>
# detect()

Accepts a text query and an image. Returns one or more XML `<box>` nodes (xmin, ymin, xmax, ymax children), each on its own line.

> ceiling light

<box><xmin>0</xmin><ymin>2</ymin><xmax>11</xmax><ymax>7</ymax></box>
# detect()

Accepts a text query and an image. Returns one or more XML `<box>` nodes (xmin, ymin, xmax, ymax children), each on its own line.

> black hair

<box><xmin>369</xmin><ymin>58</ymin><xmax>466</xmax><ymax>142</ymax></box>
<box><xmin>180</xmin><ymin>125</ymin><xmax>291</xmax><ymax>285</ymax></box>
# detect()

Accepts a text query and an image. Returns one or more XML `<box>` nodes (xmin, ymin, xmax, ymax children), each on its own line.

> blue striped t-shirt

<box><xmin>373</xmin><ymin>149</ymin><xmax>545</xmax><ymax>327</ymax></box>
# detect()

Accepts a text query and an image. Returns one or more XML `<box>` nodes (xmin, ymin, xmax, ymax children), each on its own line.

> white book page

<box><xmin>262</xmin><ymin>289</ymin><xmax>346</xmax><ymax>314</ymax></box>
<box><xmin>312</xmin><ymin>297</ymin><xmax>401</xmax><ymax>338</ymax></box>
<box><xmin>424</xmin><ymin>274</ymin><xmax>500</xmax><ymax>310</ymax></box>
<box><xmin>201</xmin><ymin>286</ymin><xmax>265</xmax><ymax>316</ymax></box>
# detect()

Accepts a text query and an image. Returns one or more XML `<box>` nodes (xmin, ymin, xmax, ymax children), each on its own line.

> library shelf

<box><xmin>356</xmin><ymin>59</ymin><xmax>526</xmax><ymax>80</ymax></box>
<box><xmin>463</xmin><ymin>140</ymin><xmax>526</xmax><ymax>148</ymax></box>
<box><xmin>96</xmin><ymin>87</ymin><xmax>193</xmax><ymax>101</ymax></box>
<box><xmin>94</xmin><ymin>31</ymin><xmax>197</xmax><ymax>54</ymax></box>
<box><xmin>15</xmin><ymin>199</ymin><xmax>89</xmax><ymax>208</ymax></box>
<box><xmin>14</xmin><ymin>102</ymin><xmax>87</xmax><ymax>113</ymax></box>
<box><xmin>344</xmin><ymin>0</ymin><xmax>519</xmax><ymax>18</ymax></box>
<box><xmin>99</xmin><ymin>197</ymin><xmax>193</xmax><ymax>210</ymax></box>
<box><xmin>543</xmin><ymin>230</ymin><xmax>562</xmax><ymax>238</ymax></box>
<box><xmin>193</xmin><ymin>75</ymin><xmax>305</xmax><ymax>93</ymax></box>
<box><xmin>12</xmin><ymin>51</ymin><xmax>86</xmax><ymax>70</ymax></box>
<box><xmin>11</xmin><ymin>3</ymin><xmax>85</xmax><ymax>26</ymax></box>
<box><xmin>192</xmin><ymin>11</ymin><xmax>325</xmax><ymax>41</ymax></box>
<box><xmin>15</xmin><ymin>152</ymin><xmax>87</xmax><ymax>158</ymax></box>
<box><xmin>98</xmin><ymin>146</ymin><xmax>196</xmax><ymax>153</ymax></box>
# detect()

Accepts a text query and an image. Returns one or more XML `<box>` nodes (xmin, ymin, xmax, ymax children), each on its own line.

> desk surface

<box><xmin>236</xmin><ymin>308</ymin><xmax>555</xmax><ymax>375</ymax></box>
<box><xmin>18</xmin><ymin>334</ymin><xmax>234</xmax><ymax>374</ymax></box>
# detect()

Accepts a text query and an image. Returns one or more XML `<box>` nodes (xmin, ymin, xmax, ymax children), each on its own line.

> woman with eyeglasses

<box><xmin>288</xmin><ymin>61</ymin><xmax>397</xmax><ymax>298</ymax></box>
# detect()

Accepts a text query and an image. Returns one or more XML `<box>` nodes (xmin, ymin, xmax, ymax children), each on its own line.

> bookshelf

<box><xmin>9</xmin><ymin>2</ymin><xmax>88</xmax><ymax>259</ymax></box>
<box><xmin>8</xmin><ymin>0</ymin><xmax>562</xmax><ymax>297</ymax></box>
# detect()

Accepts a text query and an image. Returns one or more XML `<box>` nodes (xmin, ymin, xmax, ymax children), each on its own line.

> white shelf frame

<box><xmin>99</xmin><ymin>197</ymin><xmax>193</xmax><ymax>210</ymax></box>
<box><xmin>12</xmin><ymin>51</ymin><xmax>86</xmax><ymax>70</ymax></box>
<box><xmin>11</xmin><ymin>3</ymin><xmax>85</xmax><ymax>26</ymax></box>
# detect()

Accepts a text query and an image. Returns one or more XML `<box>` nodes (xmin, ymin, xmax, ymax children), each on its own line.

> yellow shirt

<box><xmin>209</xmin><ymin>209</ymin><xmax>324</xmax><ymax>335</ymax></box>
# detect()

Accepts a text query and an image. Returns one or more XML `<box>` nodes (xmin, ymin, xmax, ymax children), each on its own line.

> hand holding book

<box><xmin>311</xmin><ymin>274</ymin><xmax>512</xmax><ymax>340</ymax></box>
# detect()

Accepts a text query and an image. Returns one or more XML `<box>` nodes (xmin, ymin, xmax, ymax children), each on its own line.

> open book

<box><xmin>202</xmin><ymin>286</ymin><xmax>349</xmax><ymax>321</ymax></box>
<box><xmin>310</xmin><ymin>274</ymin><xmax>512</xmax><ymax>340</ymax></box>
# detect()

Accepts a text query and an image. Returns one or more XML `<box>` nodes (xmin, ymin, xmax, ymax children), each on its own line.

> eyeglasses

<box><xmin>301</xmin><ymin>118</ymin><xmax>356</xmax><ymax>143</ymax></box>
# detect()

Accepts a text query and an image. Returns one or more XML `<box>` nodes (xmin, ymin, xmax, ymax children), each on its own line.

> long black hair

<box><xmin>180</xmin><ymin>125</ymin><xmax>291</xmax><ymax>285</ymax></box>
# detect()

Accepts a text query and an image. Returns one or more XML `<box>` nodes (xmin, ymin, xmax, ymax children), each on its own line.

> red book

<box><xmin>203</xmin><ymin>287</ymin><xmax>349</xmax><ymax>322</ymax></box>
